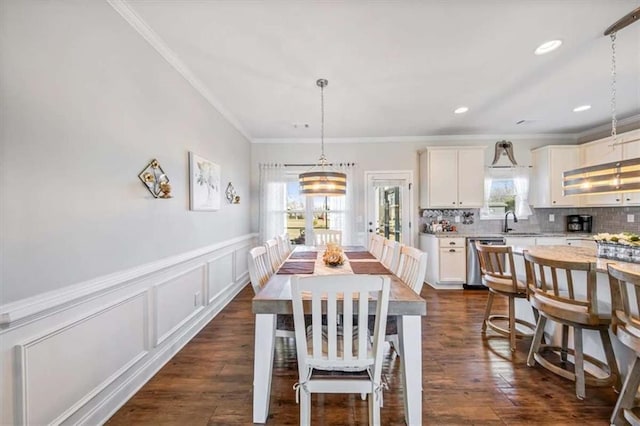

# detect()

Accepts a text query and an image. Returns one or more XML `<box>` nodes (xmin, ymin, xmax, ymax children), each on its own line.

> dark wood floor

<box><xmin>107</xmin><ymin>285</ymin><xmax>619</xmax><ymax>425</ymax></box>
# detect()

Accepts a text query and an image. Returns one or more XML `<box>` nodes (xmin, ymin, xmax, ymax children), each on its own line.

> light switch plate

<box><xmin>549</xmin><ymin>214</ymin><xmax>555</xmax><ymax>222</ymax></box>
<box><xmin>628</xmin><ymin>214</ymin><xmax>635</xmax><ymax>223</ymax></box>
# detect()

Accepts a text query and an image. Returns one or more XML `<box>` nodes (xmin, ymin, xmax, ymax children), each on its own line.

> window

<box><xmin>480</xmin><ymin>167</ymin><xmax>532</xmax><ymax>220</ymax></box>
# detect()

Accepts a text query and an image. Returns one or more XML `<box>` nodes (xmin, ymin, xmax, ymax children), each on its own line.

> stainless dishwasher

<box><xmin>465</xmin><ymin>236</ymin><xmax>506</xmax><ymax>289</ymax></box>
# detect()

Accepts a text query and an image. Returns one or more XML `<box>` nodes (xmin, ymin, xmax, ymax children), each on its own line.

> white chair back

<box><xmin>248</xmin><ymin>246</ymin><xmax>272</xmax><ymax>294</ymax></box>
<box><xmin>313</xmin><ymin>229</ymin><xmax>342</xmax><ymax>246</ymax></box>
<box><xmin>264</xmin><ymin>239</ymin><xmax>281</xmax><ymax>273</ymax></box>
<box><xmin>381</xmin><ymin>239</ymin><xmax>402</xmax><ymax>273</ymax></box>
<box><xmin>397</xmin><ymin>246</ymin><xmax>428</xmax><ymax>293</ymax></box>
<box><xmin>369</xmin><ymin>234</ymin><xmax>384</xmax><ymax>259</ymax></box>
<box><xmin>290</xmin><ymin>274</ymin><xmax>390</xmax><ymax>425</ymax></box>
<box><xmin>276</xmin><ymin>233</ymin><xmax>292</xmax><ymax>262</ymax></box>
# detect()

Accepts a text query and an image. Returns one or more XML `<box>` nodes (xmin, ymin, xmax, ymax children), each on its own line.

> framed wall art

<box><xmin>189</xmin><ymin>152</ymin><xmax>221</xmax><ymax>211</ymax></box>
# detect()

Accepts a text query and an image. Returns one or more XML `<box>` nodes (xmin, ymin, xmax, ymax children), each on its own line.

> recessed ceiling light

<box><xmin>534</xmin><ymin>40</ymin><xmax>562</xmax><ymax>55</ymax></box>
<box><xmin>454</xmin><ymin>106</ymin><xmax>469</xmax><ymax>114</ymax></box>
<box><xmin>573</xmin><ymin>105</ymin><xmax>591</xmax><ymax>112</ymax></box>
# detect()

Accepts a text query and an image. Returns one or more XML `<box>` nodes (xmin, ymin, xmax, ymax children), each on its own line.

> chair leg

<box><xmin>300</xmin><ymin>390</ymin><xmax>311</xmax><ymax>426</ymax></box>
<box><xmin>389</xmin><ymin>334</ymin><xmax>401</xmax><ymax>358</ymax></box>
<box><xmin>600</xmin><ymin>328</ymin><xmax>621</xmax><ymax>391</ymax></box>
<box><xmin>527</xmin><ymin>315</ymin><xmax>546</xmax><ymax>367</ymax></box>
<box><xmin>482</xmin><ymin>292</ymin><xmax>495</xmax><ymax>332</ymax></box>
<box><xmin>561</xmin><ymin>324</ymin><xmax>569</xmax><ymax>363</ymax></box>
<box><xmin>611</xmin><ymin>356</ymin><xmax>640</xmax><ymax>426</ymax></box>
<box><xmin>508</xmin><ymin>296</ymin><xmax>516</xmax><ymax>352</ymax></box>
<box><xmin>574</xmin><ymin>327</ymin><xmax>585</xmax><ymax>400</ymax></box>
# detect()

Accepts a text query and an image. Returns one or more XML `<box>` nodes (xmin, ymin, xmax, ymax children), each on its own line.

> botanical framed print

<box><xmin>189</xmin><ymin>152</ymin><xmax>221</xmax><ymax>211</ymax></box>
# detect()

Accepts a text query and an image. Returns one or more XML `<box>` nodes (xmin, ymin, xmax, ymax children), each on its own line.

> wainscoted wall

<box><xmin>1</xmin><ymin>234</ymin><xmax>256</xmax><ymax>425</ymax></box>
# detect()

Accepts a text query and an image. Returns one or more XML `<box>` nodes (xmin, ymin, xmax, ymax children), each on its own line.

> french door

<box><xmin>364</xmin><ymin>171</ymin><xmax>413</xmax><ymax>245</ymax></box>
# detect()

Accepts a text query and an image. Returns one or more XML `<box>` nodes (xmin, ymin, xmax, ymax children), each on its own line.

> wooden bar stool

<box><xmin>475</xmin><ymin>242</ymin><xmax>536</xmax><ymax>351</ymax></box>
<box><xmin>608</xmin><ymin>264</ymin><xmax>640</xmax><ymax>425</ymax></box>
<box><xmin>524</xmin><ymin>251</ymin><xmax>620</xmax><ymax>399</ymax></box>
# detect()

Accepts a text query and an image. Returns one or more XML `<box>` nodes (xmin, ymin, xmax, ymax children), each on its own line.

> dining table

<box><xmin>251</xmin><ymin>245</ymin><xmax>427</xmax><ymax>425</ymax></box>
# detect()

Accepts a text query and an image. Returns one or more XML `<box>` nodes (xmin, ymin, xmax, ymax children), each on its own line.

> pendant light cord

<box><xmin>317</xmin><ymin>78</ymin><xmax>328</xmax><ymax>166</ymax></box>
<box><xmin>610</xmin><ymin>32</ymin><xmax>617</xmax><ymax>143</ymax></box>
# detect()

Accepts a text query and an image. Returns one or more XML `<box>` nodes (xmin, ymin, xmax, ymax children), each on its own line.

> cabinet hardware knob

<box><xmin>552</xmin><ymin>201</ymin><xmax>556</xmax><ymax>204</ymax></box>
<box><xmin>626</xmin><ymin>198</ymin><xmax>631</xmax><ymax>201</ymax></box>
<box><xmin>449</xmin><ymin>249</ymin><xmax>455</xmax><ymax>252</ymax></box>
<box><xmin>449</xmin><ymin>241</ymin><xmax>455</xmax><ymax>245</ymax></box>
<box><xmin>452</xmin><ymin>202</ymin><xmax>456</xmax><ymax>204</ymax></box>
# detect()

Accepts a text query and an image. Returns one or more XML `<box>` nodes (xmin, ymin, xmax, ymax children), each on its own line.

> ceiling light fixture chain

<box><xmin>317</xmin><ymin>78</ymin><xmax>328</xmax><ymax>166</ymax></box>
<box><xmin>610</xmin><ymin>31</ymin><xmax>617</xmax><ymax>142</ymax></box>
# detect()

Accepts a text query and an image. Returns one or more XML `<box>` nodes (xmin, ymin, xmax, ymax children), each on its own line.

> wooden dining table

<box><xmin>251</xmin><ymin>246</ymin><xmax>427</xmax><ymax>425</ymax></box>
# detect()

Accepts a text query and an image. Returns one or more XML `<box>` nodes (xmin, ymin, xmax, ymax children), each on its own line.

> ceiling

<box><xmin>122</xmin><ymin>0</ymin><xmax>640</xmax><ymax>142</ymax></box>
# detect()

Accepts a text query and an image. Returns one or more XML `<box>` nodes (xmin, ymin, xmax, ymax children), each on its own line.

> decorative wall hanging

<box><xmin>138</xmin><ymin>159</ymin><xmax>172</xmax><ymax>198</ymax></box>
<box><xmin>225</xmin><ymin>182</ymin><xmax>240</xmax><ymax>204</ymax></box>
<box><xmin>189</xmin><ymin>152</ymin><xmax>221</xmax><ymax>211</ymax></box>
<box><xmin>491</xmin><ymin>140</ymin><xmax>517</xmax><ymax>165</ymax></box>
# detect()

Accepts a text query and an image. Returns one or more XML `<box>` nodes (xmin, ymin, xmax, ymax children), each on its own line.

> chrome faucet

<box><xmin>503</xmin><ymin>210</ymin><xmax>518</xmax><ymax>233</ymax></box>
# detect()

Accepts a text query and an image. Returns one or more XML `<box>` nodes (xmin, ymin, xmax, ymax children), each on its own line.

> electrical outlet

<box><xmin>437</xmin><ymin>215</ymin><xmax>443</xmax><ymax>222</ymax></box>
<box><xmin>549</xmin><ymin>214</ymin><xmax>555</xmax><ymax>222</ymax></box>
<box><xmin>628</xmin><ymin>214</ymin><xmax>635</xmax><ymax>223</ymax></box>
<box><xmin>454</xmin><ymin>215</ymin><xmax>460</xmax><ymax>223</ymax></box>
<box><xmin>194</xmin><ymin>291</ymin><xmax>201</xmax><ymax>307</ymax></box>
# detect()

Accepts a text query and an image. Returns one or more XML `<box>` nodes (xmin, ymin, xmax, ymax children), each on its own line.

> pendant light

<box><xmin>298</xmin><ymin>79</ymin><xmax>347</xmax><ymax>196</ymax></box>
<box><xmin>562</xmin><ymin>7</ymin><xmax>640</xmax><ymax>196</ymax></box>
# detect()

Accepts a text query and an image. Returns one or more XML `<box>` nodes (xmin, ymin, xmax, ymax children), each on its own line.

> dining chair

<box><xmin>381</xmin><ymin>245</ymin><xmax>427</xmax><ymax>356</ymax></box>
<box><xmin>248</xmin><ymin>246</ymin><xmax>295</xmax><ymax>339</ymax></box>
<box><xmin>475</xmin><ymin>242</ymin><xmax>536</xmax><ymax>351</ymax></box>
<box><xmin>607</xmin><ymin>264</ymin><xmax>640</xmax><ymax>425</ymax></box>
<box><xmin>276</xmin><ymin>232</ymin><xmax>292</xmax><ymax>262</ymax></box>
<box><xmin>265</xmin><ymin>238</ymin><xmax>282</xmax><ymax>273</ymax></box>
<box><xmin>290</xmin><ymin>274</ymin><xmax>390</xmax><ymax>426</ymax></box>
<box><xmin>313</xmin><ymin>229</ymin><xmax>342</xmax><ymax>246</ymax></box>
<box><xmin>524</xmin><ymin>251</ymin><xmax>620</xmax><ymax>399</ymax></box>
<box><xmin>380</xmin><ymin>239</ymin><xmax>401</xmax><ymax>273</ymax></box>
<box><xmin>369</xmin><ymin>234</ymin><xmax>385</xmax><ymax>260</ymax></box>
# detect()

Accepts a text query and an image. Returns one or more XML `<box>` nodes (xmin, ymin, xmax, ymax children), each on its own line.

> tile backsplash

<box><xmin>420</xmin><ymin>206</ymin><xmax>640</xmax><ymax>235</ymax></box>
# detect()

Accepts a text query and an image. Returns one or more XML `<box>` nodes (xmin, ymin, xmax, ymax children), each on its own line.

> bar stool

<box><xmin>608</xmin><ymin>264</ymin><xmax>640</xmax><ymax>425</ymax></box>
<box><xmin>476</xmin><ymin>242</ymin><xmax>536</xmax><ymax>351</ymax></box>
<box><xmin>524</xmin><ymin>251</ymin><xmax>620</xmax><ymax>399</ymax></box>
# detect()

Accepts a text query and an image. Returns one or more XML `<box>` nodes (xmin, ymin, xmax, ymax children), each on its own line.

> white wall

<box><xmin>1</xmin><ymin>0</ymin><xmax>251</xmax><ymax>304</ymax></box>
<box><xmin>250</xmin><ymin>136</ymin><xmax>576</xmax><ymax>245</ymax></box>
<box><xmin>0</xmin><ymin>2</ymin><xmax>254</xmax><ymax>424</ymax></box>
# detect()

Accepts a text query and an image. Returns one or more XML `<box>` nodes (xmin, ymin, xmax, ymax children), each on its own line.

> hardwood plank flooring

<box><xmin>106</xmin><ymin>285</ymin><xmax>619</xmax><ymax>425</ymax></box>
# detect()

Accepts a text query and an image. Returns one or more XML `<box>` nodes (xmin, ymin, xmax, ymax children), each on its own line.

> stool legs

<box><xmin>611</xmin><ymin>357</ymin><xmax>640</xmax><ymax>426</ymax></box>
<box><xmin>527</xmin><ymin>315</ymin><xmax>546</xmax><ymax>367</ymax></box>
<box><xmin>481</xmin><ymin>292</ymin><xmax>494</xmax><ymax>332</ymax></box>
<box><xmin>574</xmin><ymin>327</ymin><xmax>585</xmax><ymax>400</ymax></box>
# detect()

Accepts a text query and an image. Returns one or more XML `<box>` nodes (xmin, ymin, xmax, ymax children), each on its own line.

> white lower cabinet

<box><xmin>421</xmin><ymin>235</ymin><xmax>466</xmax><ymax>289</ymax></box>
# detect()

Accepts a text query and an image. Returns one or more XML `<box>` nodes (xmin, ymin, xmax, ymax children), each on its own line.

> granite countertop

<box><xmin>422</xmin><ymin>232</ymin><xmax>594</xmax><ymax>239</ymax></box>
<box><xmin>511</xmin><ymin>244</ymin><xmax>640</xmax><ymax>275</ymax></box>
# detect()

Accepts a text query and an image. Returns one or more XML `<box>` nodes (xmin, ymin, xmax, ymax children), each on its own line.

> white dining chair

<box><xmin>369</xmin><ymin>234</ymin><xmax>384</xmax><ymax>260</ymax></box>
<box><xmin>384</xmin><ymin>246</ymin><xmax>428</xmax><ymax>356</ymax></box>
<box><xmin>248</xmin><ymin>246</ymin><xmax>295</xmax><ymax>339</ymax></box>
<box><xmin>313</xmin><ymin>229</ymin><xmax>342</xmax><ymax>246</ymax></box>
<box><xmin>380</xmin><ymin>239</ymin><xmax>402</xmax><ymax>273</ymax></box>
<box><xmin>276</xmin><ymin>233</ymin><xmax>292</xmax><ymax>262</ymax></box>
<box><xmin>290</xmin><ymin>274</ymin><xmax>390</xmax><ymax>426</ymax></box>
<box><xmin>265</xmin><ymin>238</ymin><xmax>282</xmax><ymax>273</ymax></box>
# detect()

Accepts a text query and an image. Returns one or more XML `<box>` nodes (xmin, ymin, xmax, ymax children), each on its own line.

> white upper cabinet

<box><xmin>531</xmin><ymin>145</ymin><xmax>580</xmax><ymax>207</ymax></box>
<box><xmin>425</xmin><ymin>147</ymin><xmax>485</xmax><ymax>208</ymax></box>
<box><xmin>580</xmin><ymin>129</ymin><xmax>640</xmax><ymax>206</ymax></box>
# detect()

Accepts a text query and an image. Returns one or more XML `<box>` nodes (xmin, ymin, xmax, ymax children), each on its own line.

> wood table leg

<box><xmin>398</xmin><ymin>315</ymin><xmax>422</xmax><ymax>426</ymax></box>
<box><xmin>253</xmin><ymin>313</ymin><xmax>276</xmax><ymax>424</ymax></box>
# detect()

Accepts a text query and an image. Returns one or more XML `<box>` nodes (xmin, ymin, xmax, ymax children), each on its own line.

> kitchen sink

<box><xmin>501</xmin><ymin>232</ymin><xmax>541</xmax><ymax>236</ymax></box>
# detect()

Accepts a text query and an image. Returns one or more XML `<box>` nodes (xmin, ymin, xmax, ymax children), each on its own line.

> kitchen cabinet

<box><xmin>418</xmin><ymin>150</ymin><xmax>429</xmax><ymax>209</ymax></box>
<box><xmin>421</xmin><ymin>234</ymin><xmax>465</xmax><ymax>289</ymax></box>
<box><xmin>426</xmin><ymin>147</ymin><xmax>485</xmax><ymax>208</ymax></box>
<box><xmin>580</xmin><ymin>129</ymin><xmax>640</xmax><ymax>206</ymax></box>
<box><xmin>531</xmin><ymin>146</ymin><xmax>580</xmax><ymax>207</ymax></box>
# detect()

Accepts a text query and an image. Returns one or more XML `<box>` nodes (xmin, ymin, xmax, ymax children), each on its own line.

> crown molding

<box><xmin>252</xmin><ymin>133</ymin><xmax>577</xmax><ymax>144</ymax></box>
<box><xmin>107</xmin><ymin>0</ymin><xmax>252</xmax><ymax>142</ymax></box>
<box><xmin>576</xmin><ymin>113</ymin><xmax>640</xmax><ymax>143</ymax></box>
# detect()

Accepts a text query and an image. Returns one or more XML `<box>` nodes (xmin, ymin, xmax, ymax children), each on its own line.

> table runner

<box><xmin>345</xmin><ymin>251</ymin><xmax>376</xmax><ymax>260</ymax></box>
<box><xmin>349</xmin><ymin>261</ymin><xmax>392</xmax><ymax>275</ymax></box>
<box><xmin>277</xmin><ymin>261</ymin><xmax>315</xmax><ymax>274</ymax></box>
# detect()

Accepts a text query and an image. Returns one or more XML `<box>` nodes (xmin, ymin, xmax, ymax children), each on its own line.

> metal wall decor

<box><xmin>138</xmin><ymin>159</ymin><xmax>172</xmax><ymax>198</ymax></box>
<box><xmin>225</xmin><ymin>182</ymin><xmax>240</xmax><ymax>204</ymax></box>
